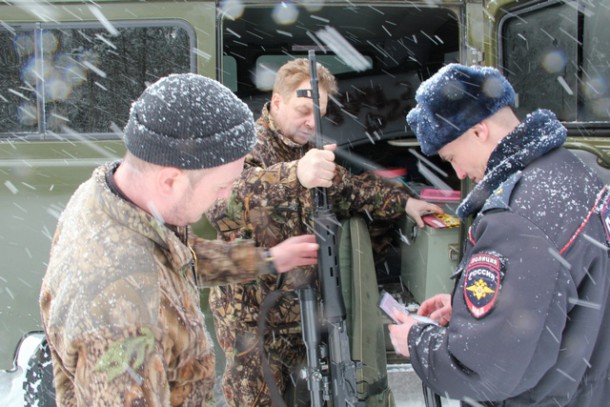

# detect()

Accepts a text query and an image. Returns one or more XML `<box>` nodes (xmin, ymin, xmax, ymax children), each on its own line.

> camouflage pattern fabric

<box><xmin>40</xmin><ymin>162</ymin><xmax>269</xmax><ymax>407</ymax></box>
<box><xmin>207</xmin><ymin>103</ymin><xmax>411</xmax><ymax>406</ymax></box>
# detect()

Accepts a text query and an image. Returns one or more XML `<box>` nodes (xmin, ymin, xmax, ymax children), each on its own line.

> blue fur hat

<box><xmin>406</xmin><ymin>64</ymin><xmax>516</xmax><ymax>156</ymax></box>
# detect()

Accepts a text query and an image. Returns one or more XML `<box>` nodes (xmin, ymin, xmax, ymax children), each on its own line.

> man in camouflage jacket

<box><xmin>207</xmin><ymin>58</ymin><xmax>442</xmax><ymax>406</ymax></box>
<box><xmin>40</xmin><ymin>74</ymin><xmax>319</xmax><ymax>407</ymax></box>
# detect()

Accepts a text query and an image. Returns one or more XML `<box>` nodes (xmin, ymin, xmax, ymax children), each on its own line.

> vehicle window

<box><xmin>501</xmin><ymin>0</ymin><xmax>610</xmax><ymax>123</ymax></box>
<box><xmin>0</xmin><ymin>22</ymin><xmax>194</xmax><ymax>138</ymax></box>
<box><xmin>221</xmin><ymin>3</ymin><xmax>460</xmax><ymax>147</ymax></box>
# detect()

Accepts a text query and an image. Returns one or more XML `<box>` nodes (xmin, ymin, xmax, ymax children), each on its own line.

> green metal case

<box><xmin>401</xmin><ymin>217</ymin><xmax>460</xmax><ymax>304</ymax></box>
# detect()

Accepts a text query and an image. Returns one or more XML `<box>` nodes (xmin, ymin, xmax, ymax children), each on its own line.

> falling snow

<box><xmin>1</xmin><ymin>0</ymin><xmax>610</xmax><ymax>406</ymax></box>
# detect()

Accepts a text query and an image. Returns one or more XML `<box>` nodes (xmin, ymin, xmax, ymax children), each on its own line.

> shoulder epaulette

<box><xmin>481</xmin><ymin>171</ymin><xmax>523</xmax><ymax>213</ymax></box>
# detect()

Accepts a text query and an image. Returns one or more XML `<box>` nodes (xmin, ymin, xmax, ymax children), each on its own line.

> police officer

<box><xmin>389</xmin><ymin>63</ymin><xmax>610</xmax><ymax>406</ymax></box>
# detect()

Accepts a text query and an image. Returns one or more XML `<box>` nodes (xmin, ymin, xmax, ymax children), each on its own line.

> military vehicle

<box><xmin>1</xmin><ymin>0</ymin><xmax>608</xmax><ymax>405</ymax></box>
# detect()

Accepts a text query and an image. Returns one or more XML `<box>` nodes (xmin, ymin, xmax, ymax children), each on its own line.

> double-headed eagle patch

<box><xmin>464</xmin><ymin>252</ymin><xmax>504</xmax><ymax>318</ymax></box>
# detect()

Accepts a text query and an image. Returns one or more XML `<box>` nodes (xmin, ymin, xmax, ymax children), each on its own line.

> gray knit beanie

<box><xmin>406</xmin><ymin>64</ymin><xmax>516</xmax><ymax>156</ymax></box>
<box><xmin>123</xmin><ymin>73</ymin><xmax>256</xmax><ymax>169</ymax></box>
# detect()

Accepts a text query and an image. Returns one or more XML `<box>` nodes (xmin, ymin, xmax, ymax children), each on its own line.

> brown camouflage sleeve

<box><xmin>207</xmin><ymin>156</ymin><xmax>411</xmax><ymax>238</ymax></box>
<box><xmin>328</xmin><ymin>165</ymin><xmax>411</xmax><ymax>220</ymax></box>
<box><xmin>189</xmin><ymin>234</ymin><xmax>271</xmax><ymax>286</ymax></box>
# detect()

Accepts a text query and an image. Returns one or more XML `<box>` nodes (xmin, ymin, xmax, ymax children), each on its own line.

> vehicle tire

<box><xmin>23</xmin><ymin>338</ymin><xmax>56</xmax><ymax>407</ymax></box>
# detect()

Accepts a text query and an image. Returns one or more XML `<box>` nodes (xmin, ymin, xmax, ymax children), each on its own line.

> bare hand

<box><xmin>406</xmin><ymin>198</ymin><xmax>444</xmax><ymax>228</ymax></box>
<box><xmin>297</xmin><ymin>144</ymin><xmax>337</xmax><ymax>189</ymax></box>
<box><xmin>418</xmin><ymin>293</ymin><xmax>452</xmax><ymax>326</ymax></box>
<box><xmin>269</xmin><ymin>234</ymin><xmax>319</xmax><ymax>273</ymax></box>
<box><xmin>388</xmin><ymin>310</ymin><xmax>417</xmax><ymax>358</ymax></box>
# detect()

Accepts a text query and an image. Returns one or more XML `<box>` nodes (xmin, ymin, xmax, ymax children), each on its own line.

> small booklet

<box><xmin>422</xmin><ymin>213</ymin><xmax>460</xmax><ymax>229</ymax></box>
<box><xmin>378</xmin><ymin>292</ymin><xmax>439</xmax><ymax>326</ymax></box>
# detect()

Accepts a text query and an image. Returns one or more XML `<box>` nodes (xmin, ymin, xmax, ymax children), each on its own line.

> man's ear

<box><xmin>156</xmin><ymin>167</ymin><xmax>187</xmax><ymax>196</ymax></box>
<box><xmin>271</xmin><ymin>92</ymin><xmax>282</xmax><ymax>112</ymax></box>
<box><xmin>472</xmin><ymin>121</ymin><xmax>490</xmax><ymax>143</ymax></box>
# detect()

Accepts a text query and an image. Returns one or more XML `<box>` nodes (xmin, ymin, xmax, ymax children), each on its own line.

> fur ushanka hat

<box><xmin>406</xmin><ymin>64</ymin><xmax>516</xmax><ymax>156</ymax></box>
<box><xmin>124</xmin><ymin>73</ymin><xmax>256</xmax><ymax>169</ymax></box>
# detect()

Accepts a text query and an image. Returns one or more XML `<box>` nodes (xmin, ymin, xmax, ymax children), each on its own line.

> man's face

<box><xmin>271</xmin><ymin>79</ymin><xmax>329</xmax><ymax>145</ymax></box>
<box><xmin>438</xmin><ymin>129</ymin><xmax>490</xmax><ymax>183</ymax></box>
<box><xmin>170</xmin><ymin>157</ymin><xmax>245</xmax><ymax>226</ymax></box>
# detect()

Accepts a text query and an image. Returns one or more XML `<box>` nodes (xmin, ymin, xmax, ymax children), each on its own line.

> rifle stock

<box><xmin>297</xmin><ymin>49</ymin><xmax>362</xmax><ymax>407</ymax></box>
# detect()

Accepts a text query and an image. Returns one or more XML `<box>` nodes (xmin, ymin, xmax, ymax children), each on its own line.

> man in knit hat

<box><xmin>39</xmin><ymin>73</ymin><xmax>319</xmax><ymax>406</ymax></box>
<box><xmin>389</xmin><ymin>63</ymin><xmax>610</xmax><ymax>406</ymax></box>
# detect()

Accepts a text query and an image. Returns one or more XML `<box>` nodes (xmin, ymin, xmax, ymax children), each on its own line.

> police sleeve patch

<box><xmin>463</xmin><ymin>252</ymin><xmax>504</xmax><ymax>319</ymax></box>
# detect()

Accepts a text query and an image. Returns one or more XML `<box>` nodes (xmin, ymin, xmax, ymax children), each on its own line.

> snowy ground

<box><xmin>387</xmin><ymin>363</ymin><xmax>459</xmax><ymax>407</ymax></box>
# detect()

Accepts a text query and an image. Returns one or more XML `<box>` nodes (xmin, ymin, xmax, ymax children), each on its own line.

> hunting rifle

<box><xmin>295</xmin><ymin>50</ymin><xmax>443</xmax><ymax>407</ymax></box>
<box><xmin>296</xmin><ymin>49</ymin><xmax>362</xmax><ymax>406</ymax></box>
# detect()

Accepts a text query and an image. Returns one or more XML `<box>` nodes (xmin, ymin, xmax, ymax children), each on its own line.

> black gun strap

<box><xmin>258</xmin><ymin>289</ymin><xmax>288</xmax><ymax>407</ymax></box>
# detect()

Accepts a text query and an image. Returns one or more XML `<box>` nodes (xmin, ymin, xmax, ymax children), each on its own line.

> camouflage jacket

<box><xmin>207</xmin><ymin>103</ymin><xmax>411</xmax><ymax>296</ymax></box>
<box><xmin>40</xmin><ymin>162</ymin><xmax>271</xmax><ymax>407</ymax></box>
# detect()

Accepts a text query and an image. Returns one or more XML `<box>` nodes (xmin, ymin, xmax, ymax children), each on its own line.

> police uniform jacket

<box><xmin>408</xmin><ymin>110</ymin><xmax>610</xmax><ymax>406</ymax></box>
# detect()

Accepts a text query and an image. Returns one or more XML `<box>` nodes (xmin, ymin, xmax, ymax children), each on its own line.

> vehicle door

<box><xmin>483</xmin><ymin>0</ymin><xmax>610</xmax><ymax>180</ymax></box>
<box><xmin>0</xmin><ymin>2</ymin><xmax>216</xmax><ymax>403</ymax></box>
